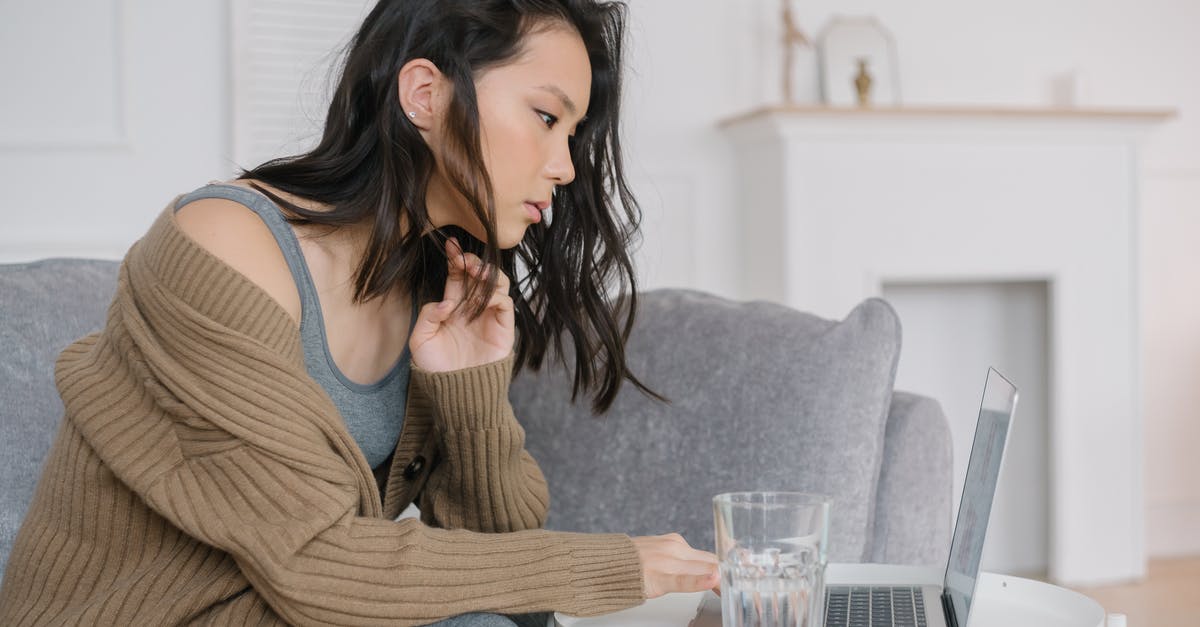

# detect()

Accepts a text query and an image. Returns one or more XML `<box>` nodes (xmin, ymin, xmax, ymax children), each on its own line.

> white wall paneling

<box><xmin>0</xmin><ymin>0</ymin><xmax>129</xmax><ymax>149</ymax></box>
<box><xmin>0</xmin><ymin>0</ymin><xmax>231</xmax><ymax>262</ymax></box>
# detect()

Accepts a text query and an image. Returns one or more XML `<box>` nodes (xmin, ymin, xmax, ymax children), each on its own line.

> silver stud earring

<box><xmin>408</xmin><ymin>111</ymin><xmax>416</xmax><ymax>118</ymax></box>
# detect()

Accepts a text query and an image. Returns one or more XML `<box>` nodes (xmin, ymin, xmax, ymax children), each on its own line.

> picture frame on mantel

<box><xmin>816</xmin><ymin>16</ymin><xmax>901</xmax><ymax>108</ymax></box>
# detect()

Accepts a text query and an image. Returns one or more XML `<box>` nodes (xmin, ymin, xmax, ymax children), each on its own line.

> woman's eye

<box><xmin>537</xmin><ymin>110</ymin><xmax>557</xmax><ymax>128</ymax></box>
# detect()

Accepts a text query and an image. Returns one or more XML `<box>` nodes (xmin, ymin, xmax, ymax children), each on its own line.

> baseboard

<box><xmin>1147</xmin><ymin>501</ymin><xmax>1200</xmax><ymax>557</ymax></box>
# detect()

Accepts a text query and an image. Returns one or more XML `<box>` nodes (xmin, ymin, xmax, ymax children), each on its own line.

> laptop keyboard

<box><xmin>825</xmin><ymin>586</ymin><xmax>927</xmax><ymax>627</ymax></box>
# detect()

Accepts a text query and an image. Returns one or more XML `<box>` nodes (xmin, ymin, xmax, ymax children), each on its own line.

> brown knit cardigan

<box><xmin>0</xmin><ymin>200</ymin><xmax>644</xmax><ymax>625</ymax></box>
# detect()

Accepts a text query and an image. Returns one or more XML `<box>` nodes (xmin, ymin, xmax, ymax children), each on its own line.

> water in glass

<box><xmin>721</xmin><ymin>544</ymin><xmax>824</xmax><ymax>627</ymax></box>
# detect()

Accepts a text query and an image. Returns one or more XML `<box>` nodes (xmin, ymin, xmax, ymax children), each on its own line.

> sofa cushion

<box><xmin>511</xmin><ymin>289</ymin><xmax>902</xmax><ymax>562</ymax></box>
<box><xmin>871</xmin><ymin>391</ymin><xmax>953</xmax><ymax>566</ymax></box>
<box><xmin>0</xmin><ymin>258</ymin><xmax>120</xmax><ymax>577</ymax></box>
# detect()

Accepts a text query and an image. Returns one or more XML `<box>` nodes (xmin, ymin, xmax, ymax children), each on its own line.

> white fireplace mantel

<box><xmin>719</xmin><ymin>104</ymin><xmax>1174</xmax><ymax>586</ymax></box>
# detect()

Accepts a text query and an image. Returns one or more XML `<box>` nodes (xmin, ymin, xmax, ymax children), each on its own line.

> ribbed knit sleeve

<box><xmin>46</xmin><ymin>208</ymin><xmax>646</xmax><ymax>625</ymax></box>
<box><xmin>146</xmin><ymin>442</ymin><xmax>643</xmax><ymax>625</ymax></box>
<box><xmin>410</xmin><ymin>354</ymin><xmax>552</xmax><ymax>533</ymax></box>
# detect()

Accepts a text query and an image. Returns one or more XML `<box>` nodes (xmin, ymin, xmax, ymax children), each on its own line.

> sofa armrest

<box><xmin>869</xmin><ymin>390</ymin><xmax>953</xmax><ymax>566</ymax></box>
<box><xmin>0</xmin><ymin>259</ymin><xmax>121</xmax><ymax>578</ymax></box>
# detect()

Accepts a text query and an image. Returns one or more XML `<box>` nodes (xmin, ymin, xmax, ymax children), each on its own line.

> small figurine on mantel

<box><xmin>780</xmin><ymin>0</ymin><xmax>811</xmax><ymax>104</ymax></box>
<box><xmin>854</xmin><ymin>57</ymin><xmax>873</xmax><ymax>107</ymax></box>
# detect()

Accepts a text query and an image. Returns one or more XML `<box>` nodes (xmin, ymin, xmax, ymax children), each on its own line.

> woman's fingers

<box><xmin>463</xmin><ymin>255</ymin><xmax>511</xmax><ymax>294</ymax></box>
<box><xmin>411</xmin><ymin>286</ymin><xmax>513</xmax><ymax>347</ymax></box>
<box><xmin>442</xmin><ymin>238</ymin><xmax>468</xmax><ymax>303</ymax></box>
<box><xmin>681</xmin><ymin>557</ymin><xmax>721</xmax><ymax>575</ymax></box>
<box><xmin>652</xmin><ymin>561</ymin><xmax>719</xmax><ymax>597</ymax></box>
<box><xmin>485</xmin><ymin>290</ymin><xmax>514</xmax><ymax>314</ymax></box>
<box><xmin>442</xmin><ymin>237</ymin><xmax>511</xmax><ymax>298</ymax></box>
<box><xmin>633</xmin><ymin>534</ymin><xmax>722</xmax><ymax>599</ymax></box>
<box><xmin>409</xmin><ymin>299</ymin><xmax>455</xmax><ymax>349</ymax></box>
<box><xmin>664</xmin><ymin>534</ymin><xmax>719</xmax><ymax>565</ymax></box>
<box><xmin>673</xmin><ymin>571</ymin><xmax>720</xmax><ymax>594</ymax></box>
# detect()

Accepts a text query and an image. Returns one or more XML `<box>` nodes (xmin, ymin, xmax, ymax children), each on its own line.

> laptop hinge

<box><xmin>941</xmin><ymin>591</ymin><xmax>959</xmax><ymax>627</ymax></box>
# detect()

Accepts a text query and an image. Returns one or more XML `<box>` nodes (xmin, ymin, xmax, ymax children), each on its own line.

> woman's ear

<box><xmin>397</xmin><ymin>58</ymin><xmax>447</xmax><ymax>133</ymax></box>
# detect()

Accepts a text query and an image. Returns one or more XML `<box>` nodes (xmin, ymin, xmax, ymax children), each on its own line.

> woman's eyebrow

<box><xmin>536</xmin><ymin>84</ymin><xmax>585</xmax><ymax>122</ymax></box>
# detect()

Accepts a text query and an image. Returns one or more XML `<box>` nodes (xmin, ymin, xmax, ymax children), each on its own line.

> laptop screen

<box><xmin>942</xmin><ymin>368</ymin><xmax>1018</xmax><ymax>626</ymax></box>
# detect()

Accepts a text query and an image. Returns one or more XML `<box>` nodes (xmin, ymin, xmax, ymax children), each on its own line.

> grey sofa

<box><xmin>0</xmin><ymin>258</ymin><xmax>952</xmax><ymax>581</ymax></box>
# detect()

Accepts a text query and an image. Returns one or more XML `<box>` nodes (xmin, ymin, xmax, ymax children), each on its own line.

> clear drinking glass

<box><xmin>713</xmin><ymin>492</ymin><xmax>831</xmax><ymax>627</ymax></box>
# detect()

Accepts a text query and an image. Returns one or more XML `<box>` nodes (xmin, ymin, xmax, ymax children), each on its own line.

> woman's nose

<box><xmin>546</xmin><ymin>141</ymin><xmax>575</xmax><ymax>185</ymax></box>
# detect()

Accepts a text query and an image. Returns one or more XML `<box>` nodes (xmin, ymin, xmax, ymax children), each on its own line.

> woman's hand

<box><xmin>633</xmin><ymin>533</ymin><xmax>721</xmax><ymax>599</ymax></box>
<box><xmin>409</xmin><ymin>237</ymin><xmax>515</xmax><ymax>372</ymax></box>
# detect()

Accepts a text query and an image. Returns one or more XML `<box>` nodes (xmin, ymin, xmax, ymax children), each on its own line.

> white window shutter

<box><xmin>231</xmin><ymin>0</ymin><xmax>375</xmax><ymax>170</ymax></box>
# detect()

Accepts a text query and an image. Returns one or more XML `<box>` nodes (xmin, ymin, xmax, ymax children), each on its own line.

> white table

<box><xmin>555</xmin><ymin>564</ymin><xmax>1107</xmax><ymax>627</ymax></box>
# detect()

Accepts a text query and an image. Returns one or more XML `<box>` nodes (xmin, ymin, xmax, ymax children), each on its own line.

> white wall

<box><xmin>1</xmin><ymin>0</ymin><xmax>1196</xmax><ymax>561</ymax></box>
<box><xmin>0</xmin><ymin>0</ymin><xmax>231</xmax><ymax>260</ymax></box>
<box><xmin>620</xmin><ymin>0</ymin><xmax>1199</xmax><ymax>563</ymax></box>
<box><xmin>1141</xmin><ymin>174</ymin><xmax>1200</xmax><ymax>557</ymax></box>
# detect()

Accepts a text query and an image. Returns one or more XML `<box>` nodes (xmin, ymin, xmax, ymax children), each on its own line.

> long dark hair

<box><xmin>235</xmin><ymin>0</ymin><xmax>666</xmax><ymax>414</ymax></box>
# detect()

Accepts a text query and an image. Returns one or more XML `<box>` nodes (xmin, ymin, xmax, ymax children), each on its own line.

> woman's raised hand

<box><xmin>633</xmin><ymin>533</ymin><xmax>721</xmax><ymax>599</ymax></box>
<box><xmin>409</xmin><ymin>237</ymin><xmax>515</xmax><ymax>372</ymax></box>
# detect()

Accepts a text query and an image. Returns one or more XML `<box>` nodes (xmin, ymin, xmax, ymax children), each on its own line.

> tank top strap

<box><xmin>172</xmin><ymin>180</ymin><xmax>417</xmax><ymax>468</ymax></box>
<box><xmin>173</xmin><ymin>181</ymin><xmax>324</xmax><ymax>332</ymax></box>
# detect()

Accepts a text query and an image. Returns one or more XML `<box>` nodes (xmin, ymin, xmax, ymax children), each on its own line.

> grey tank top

<box><xmin>173</xmin><ymin>182</ymin><xmax>416</xmax><ymax>469</ymax></box>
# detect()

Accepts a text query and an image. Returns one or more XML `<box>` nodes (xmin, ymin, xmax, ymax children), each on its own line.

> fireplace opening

<box><xmin>882</xmin><ymin>279</ymin><xmax>1052</xmax><ymax>577</ymax></box>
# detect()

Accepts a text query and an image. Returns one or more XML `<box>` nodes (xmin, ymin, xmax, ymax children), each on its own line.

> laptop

<box><xmin>693</xmin><ymin>367</ymin><xmax>1019</xmax><ymax>627</ymax></box>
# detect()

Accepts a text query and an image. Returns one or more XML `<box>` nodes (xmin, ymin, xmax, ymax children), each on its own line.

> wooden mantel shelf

<box><xmin>718</xmin><ymin>104</ymin><xmax>1178</xmax><ymax>128</ymax></box>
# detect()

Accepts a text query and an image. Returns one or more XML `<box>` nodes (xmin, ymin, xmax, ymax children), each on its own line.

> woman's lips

<box><xmin>524</xmin><ymin>202</ymin><xmax>542</xmax><ymax>223</ymax></box>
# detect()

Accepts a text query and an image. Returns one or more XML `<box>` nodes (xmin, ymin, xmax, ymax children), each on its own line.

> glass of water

<box><xmin>713</xmin><ymin>492</ymin><xmax>831</xmax><ymax>627</ymax></box>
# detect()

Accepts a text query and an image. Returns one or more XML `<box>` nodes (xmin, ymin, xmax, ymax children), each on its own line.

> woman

<box><xmin>0</xmin><ymin>0</ymin><xmax>720</xmax><ymax>625</ymax></box>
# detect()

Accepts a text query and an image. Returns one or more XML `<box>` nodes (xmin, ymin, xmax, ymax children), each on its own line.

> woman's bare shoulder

<box><xmin>174</xmin><ymin>191</ymin><xmax>301</xmax><ymax>325</ymax></box>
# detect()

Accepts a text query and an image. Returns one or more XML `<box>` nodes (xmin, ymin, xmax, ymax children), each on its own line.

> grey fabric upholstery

<box><xmin>0</xmin><ymin>258</ymin><xmax>121</xmax><ymax>577</ymax></box>
<box><xmin>0</xmin><ymin>259</ymin><xmax>953</xmax><ymax>579</ymax></box>
<box><xmin>870</xmin><ymin>391</ymin><xmax>954</xmax><ymax>566</ymax></box>
<box><xmin>512</xmin><ymin>290</ymin><xmax>903</xmax><ymax>562</ymax></box>
<box><xmin>419</xmin><ymin>612</ymin><xmax>552</xmax><ymax>627</ymax></box>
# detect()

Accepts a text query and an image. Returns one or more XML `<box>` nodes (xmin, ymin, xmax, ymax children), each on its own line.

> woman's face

<box><xmin>417</xmin><ymin>24</ymin><xmax>592</xmax><ymax>248</ymax></box>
